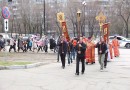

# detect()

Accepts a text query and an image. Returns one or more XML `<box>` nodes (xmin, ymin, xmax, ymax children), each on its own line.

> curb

<box><xmin>0</xmin><ymin>62</ymin><xmax>48</xmax><ymax>70</ymax></box>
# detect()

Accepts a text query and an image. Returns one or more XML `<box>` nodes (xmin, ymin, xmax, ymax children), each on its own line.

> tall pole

<box><xmin>44</xmin><ymin>0</ymin><xmax>46</xmax><ymax>35</ymax></box>
<box><xmin>84</xmin><ymin>5</ymin><xmax>85</xmax><ymax>36</ymax></box>
<box><xmin>82</xmin><ymin>1</ymin><xmax>86</xmax><ymax>36</ymax></box>
<box><xmin>77</xmin><ymin>10</ymin><xmax>81</xmax><ymax>39</ymax></box>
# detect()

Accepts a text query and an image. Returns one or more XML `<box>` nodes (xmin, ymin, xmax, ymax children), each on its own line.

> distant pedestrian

<box><xmin>0</xmin><ymin>35</ymin><xmax>5</xmax><ymax>51</ymax></box>
<box><xmin>27</xmin><ymin>38</ymin><xmax>32</xmax><ymax>51</ymax></box>
<box><xmin>23</xmin><ymin>40</ymin><xmax>27</xmax><ymax>52</ymax></box>
<box><xmin>9</xmin><ymin>37</ymin><xmax>16</xmax><ymax>52</ymax></box>
<box><xmin>44</xmin><ymin>36</ymin><xmax>49</xmax><ymax>53</ymax></box>
<box><xmin>37</xmin><ymin>38</ymin><xmax>44</xmax><ymax>52</ymax></box>
<box><xmin>75</xmin><ymin>37</ymin><xmax>86</xmax><ymax>75</ymax></box>
<box><xmin>32</xmin><ymin>37</ymin><xmax>37</xmax><ymax>52</ymax></box>
<box><xmin>57</xmin><ymin>36</ymin><xmax>61</xmax><ymax>62</ymax></box>
<box><xmin>17</xmin><ymin>36</ymin><xmax>24</xmax><ymax>52</ymax></box>
<box><xmin>50</xmin><ymin>36</ymin><xmax>56</xmax><ymax>51</ymax></box>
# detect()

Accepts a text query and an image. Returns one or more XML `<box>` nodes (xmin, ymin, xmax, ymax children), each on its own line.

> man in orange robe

<box><xmin>85</xmin><ymin>37</ymin><xmax>95</xmax><ymax>64</ymax></box>
<box><xmin>112</xmin><ymin>36</ymin><xmax>120</xmax><ymax>57</ymax></box>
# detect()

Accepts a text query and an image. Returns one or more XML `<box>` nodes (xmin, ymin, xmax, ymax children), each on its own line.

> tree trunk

<box><xmin>126</xmin><ymin>23</ymin><xmax>129</xmax><ymax>38</ymax></box>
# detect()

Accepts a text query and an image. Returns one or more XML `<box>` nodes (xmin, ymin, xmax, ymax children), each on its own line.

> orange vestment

<box><xmin>85</xmin><ymin>41</ymin><xmax>95</xmax><ymax>64</ymax></box>
<box><xmin>112</xmin><ymin>39</ymin><xmax>120</xmax><ymax>57</ymax></box>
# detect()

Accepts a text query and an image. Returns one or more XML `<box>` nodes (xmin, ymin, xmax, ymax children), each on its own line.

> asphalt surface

<box><xmin>0</xmin><ymin>48</ymin><xmax>130</xmax><ymax>90</ymax></box>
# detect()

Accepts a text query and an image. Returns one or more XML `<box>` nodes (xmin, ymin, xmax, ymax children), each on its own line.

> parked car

<box><xmin>109</xmin><ymin>36</ymin><xmax>130</xmax><ymax>48</ymax></box>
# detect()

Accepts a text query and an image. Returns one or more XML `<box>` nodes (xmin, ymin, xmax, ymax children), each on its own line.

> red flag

<box><xmin>62</xmin><ymin>22</ymin><xmax>70</xmax><ymax>42</ymax></box>
<box><xmin>102</xmin><ymin>23</ymin><xmax>109</xmax><ymax>43</ymax></box>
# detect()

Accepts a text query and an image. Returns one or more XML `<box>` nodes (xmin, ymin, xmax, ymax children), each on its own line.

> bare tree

<box><xmin>116</xmin><ymin>0</ymin><xmax>130</xmax><ymax>37</ymax></box>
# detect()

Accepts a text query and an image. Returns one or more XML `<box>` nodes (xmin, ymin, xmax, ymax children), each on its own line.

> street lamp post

<box><xmin>77</xmin><ymin>9</ymin><xmax>82</xmax><ymax>39</ymax></box>
<box><xmin>82</xmin><ymin>1</ymin><xmax>87</xmax><ymax>36</ymax></box>
<box><xmin>43</xmin><ymin>0</ymin><xmax>46</xmax><ymax>35</ymax></box>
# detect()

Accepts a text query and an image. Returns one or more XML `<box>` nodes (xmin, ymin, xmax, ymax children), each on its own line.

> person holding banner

<box><xmin>112</xmin><ymin>36</ymin><xmax>120</xmax><ymax>57</ymax></box>
<box><xmin>85</xmin><ymin>37</ymin><xmax>95</xmax><ymax>64</ymax></box>
<box><xmin>58</xmin><ymin>36</ymin><xmax>67</xmax><ymax>69</ymax></box>
<box><xmin>75</xmin><ymin>37</ymin><xmax>86</xmax><ymax>75</ymax></box>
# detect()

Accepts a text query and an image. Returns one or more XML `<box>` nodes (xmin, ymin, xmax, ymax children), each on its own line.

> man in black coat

<box><xmin>58</xmin><ymin>36</ymin><xmax>67</xmax><ymax>69</ymax></box>
<box><xmin>96</xmin><ymin>37</ymin><xmax>107</xmax><ymax>70</ymax></box>
<box><xmin>75</xmin><ymin>37</ymin><xmax>86</xmax><ymax>75</ymax></box>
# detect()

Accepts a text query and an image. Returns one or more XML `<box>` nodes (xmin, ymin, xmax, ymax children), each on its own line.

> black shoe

<box><xmin>104</xmin><ymin>66</ymin><xmax>106</xmax><ymax>68</ymax></box>
<box><xmin>62</xmin><ymin>66</ymin><xmax>65</xmax><ymax>69</ymax></box>
<box><xmin>75</xmin><ymin>73</ymin><xmax>79</xmax><ymax>75</ymax></box>
<box><xmin>100</xmin><ymin>67</ymin><xmax>103</xmax><ymax>70</ymax></box>
<box><xmin>86</xmin><ymin>62</ymin><xmax>88</xmax><ymax>65</ymax></box>
<box><xmin>81</xmin><ymin>72</ymin><xmax>84</xmax><ymax>74</ymax></box>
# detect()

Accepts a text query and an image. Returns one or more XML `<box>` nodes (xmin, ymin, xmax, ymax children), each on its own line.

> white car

<box><xmin>109</xmin><ymin>36</ymin><xmax>130</xmax><ymax>48</ymax></box>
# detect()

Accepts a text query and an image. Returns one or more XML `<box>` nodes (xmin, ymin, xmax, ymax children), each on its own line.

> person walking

<box><xmin>75</xmin><ymin>37</ymin><xmax>86</xmax><ymax>75</ymax></box>
<box><xmin>44</xmin><ymin>36</ymin><xmax>49</xmax><ymax>53</ymax></box>
<box><xmin>0</xmin><ymin>35</ymin><xmax>5</xmax><ymax>51</ymax></box>
<box><xmin>104</xmin><ymin>42</ymin><xmax>109</xmax><ymax>68</ymax></box>
<box><xmin>27</xmin><ymin>38</ymin><xmax>32</xmax><ymax>51</ymax></box>
<box><xmin>9</xmin><ymin>37</ymin><xmax>16</xmax><ymax>52</ymax></box>
<box><xmin>32</xmin><ymin>37</ymin><xmax>37</xmax><ymax>52</ymax></box>
<box><xmin>72</xmin><ymin>38</ymin><xmax>77</xmax><ymax>60</ymax></box>
<box><xmin>112</xmin><ymin>36</ymin><xmax>120</xmax><ymax>57</ymax></box>
<box><xmin>57</xmin><ymin>36</ymin><xmax>61</xmax><ymax>62</ymax></box>
<box><xmin>37</xmin><ymin>38</ymin><xmax>44</xmax><ymax>52</ymax></box>
<box><xmin>85</xmin><ymin>37</ymin><xmax>95</xmax><ymax>64</ymax></box>
<box><xmin>58</xmin><ymin>36</ymin><xmax>67</xmax><ymax>69</ymax></box>
<box><xmin>67</xmin><ymin>39</ymin><xmax>73</xmax><ymax>65</ymax></box>
<box><xmin>17</xmin><ymin>36</ymin><xmax>24</xmax><ymax>52</ymax></box>
<box><xmin>96</xmin><ymin>37</ymin><xmax>107</xmax><ymax>70</ymax></box>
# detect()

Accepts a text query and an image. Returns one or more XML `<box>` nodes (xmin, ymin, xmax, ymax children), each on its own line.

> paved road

<box><xmin>0</xmin><ymin>49</ymin><xmax>130</xmax><ymax>90</ymax></box>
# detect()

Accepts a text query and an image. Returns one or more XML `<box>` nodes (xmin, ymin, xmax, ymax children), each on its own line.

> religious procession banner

<box><xmin>102</xmin><ymin>23</ymin><xmax>109</xmax><ymax>43</ymax></box>
<box><xmin>62</xmin><ymin>22</ymin><xmax>70</xmax><ymax>42</ymax></box>
<box><xmin>57</xmin><ymin>12</ymin><xmax>65</xmax><ymax>22</ymax></box>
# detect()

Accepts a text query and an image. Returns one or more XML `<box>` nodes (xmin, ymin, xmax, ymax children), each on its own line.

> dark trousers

<box><xmin>76</xmin><ymin>56</ymin><xmax>85</xmax><ymax>74</ymax></box>
<box><xmin>67</xmin><ymin>52</ymin><xmax>72</xmax><ymax>64</ymax></box>
<box><xmin>37</xmin><ymin>46</ymin><xmax>43</xmax><ymax>52</ymax></box>
<box><xmin>23</xmin><ymin>45</ymin><xmax>27</xmax><ymax>52</ymax></box>
<box><xmin>57</xmin><ymin>51</ymin><xmax>60</xmax><ymax>62</ymax></box>
<box><xmin>104</xmin><ymin>52</ymin><xmax>108</xmax><ymax>67</ymax></box>
<box><xmin>44</xmin><ymin>45</ymin><xmax>48</xmax><ymax>52</ymax></box>
<box><xmin>18</xmin><ymin>47</ymin><xmax>24</xmax><ymax>52</ymax></box>
<box><xmin>9</xmin><ymin>45</ymin><xmax>16</xmax><ymax>52</ymax></box>
<box><xmin>60</xmin><ymin>54</ymin><xmax>66</xmax><ymax>67</ymax></box>
<box><xmin>27</xmin><ymin>46</ymin><xmax>32</xmax><ymax>51</ymax></box>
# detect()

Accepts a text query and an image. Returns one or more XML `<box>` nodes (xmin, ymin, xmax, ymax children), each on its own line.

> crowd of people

<box><xmin>57</xmin><ymin>35</ymin><xmax>120</xmax><ymax>75</ymax></box>
<box><xmin>8</xmin><ymin>35</ymin><xmax>52</xmax><ymax>53</ymax></box>
<box><xmin>0</xmin><ymin>34</ymin><xmax>120</xmax><ymax>75</ymax></box>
